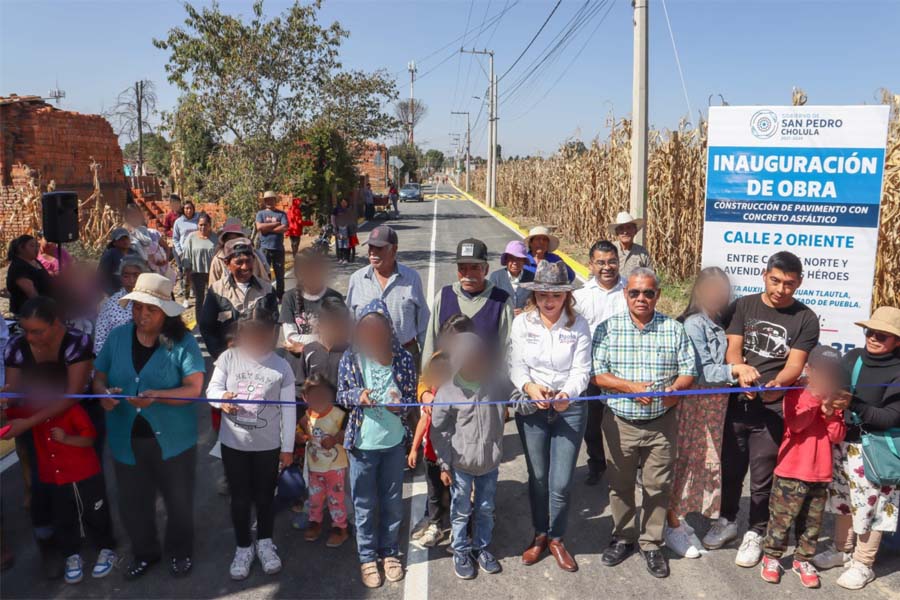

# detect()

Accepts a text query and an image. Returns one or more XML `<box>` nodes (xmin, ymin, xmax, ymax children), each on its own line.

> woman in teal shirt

<box><xmin>92</xmin><ymin>273</ymin><xmax>205</xmax><ymax>580</ymax></box>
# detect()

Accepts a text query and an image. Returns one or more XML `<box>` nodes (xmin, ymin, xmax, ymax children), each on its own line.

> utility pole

<box><xmin>630</xmin><ymin>0</ymin><xmax>649</xmax><ymax>242</ymax></box>
<box><xmin>451</xmin><ymin>111</ymin><xmax>471</xmax><ymax>193</ymax></box>
<box><xmin>461</xmin><ymin>48</ymin><xmax>495</xmax><ymax>206</ymax></box>
<box><xmin>407</xmin><ymin>60</ymin><xmax>417</xmax><ymax>146</ymax></box>
<box><xmin>136</xmin><ymin>80</ymin><xmax>144</xmax><ymax>176</ymax></box>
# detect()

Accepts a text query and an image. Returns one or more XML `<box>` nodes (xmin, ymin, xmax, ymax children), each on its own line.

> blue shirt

<box><xmin>255</xmin><ymin>208</ymin><xmax>288</xmax><ymax>250</ymax></box>
<box><xmin>346</xmin><ymin>263</ymin><xmax>430</xmax><ymax>347</ymax></box>
<box><xmin>95</xmin><ymin>323</ymin><xmax>206</xmax><ymax>465</ymax></box>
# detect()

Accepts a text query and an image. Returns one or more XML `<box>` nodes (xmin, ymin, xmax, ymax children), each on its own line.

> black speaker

<box><xmin>41</xmin><ymin>192</ymin><xmax>79</xmax><ymax>243</ymax></box>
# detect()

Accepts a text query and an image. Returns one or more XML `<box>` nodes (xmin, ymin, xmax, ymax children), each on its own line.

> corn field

<box><xmin>473</xmin><ymin>93</ymin><xmax>899</xmax><ymax>308</ymax></box>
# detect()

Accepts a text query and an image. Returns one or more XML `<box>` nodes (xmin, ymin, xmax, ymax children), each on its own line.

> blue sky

<box><xmin>2</xmin><ymin>0</ymin><xmax>898</xmax><ymax>158</ymax></box>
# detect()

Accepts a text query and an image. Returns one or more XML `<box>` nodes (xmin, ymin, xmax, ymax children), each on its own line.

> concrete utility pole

<box><xmin>451</xmin><ymin>111</ymin><xmax>471</xmax><ymax>192</ymax></box>
<box><xmin>408</xmin><ymin>60</ymin><xmax>417</xmax><ymax>145</ymax></box>
<box><xmin>136</xmin><ymin>80</ymin><xmax>144</xmax><ymax>176</ymax></box>
<box><xmin>630</xmin><ymin>0</ymin><xmax>649</xmax><ymax>242</ymax></box>
<box><xmin>461</xmin><ymin>48</ymin><xmax>495</xmax><ymax>207</ymax></box>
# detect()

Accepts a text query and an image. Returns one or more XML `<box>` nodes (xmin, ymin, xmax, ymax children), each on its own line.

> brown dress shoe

<box><xmin>522</xmin><ymin>534</ymin><xmax>549</xmax><ymax>565</ymax></box>
<box><xmin>548</xmin><ymin>539</ymin><xmax>578</xmax><ymax>572</ymax></box>
<box><xmin>304</xmin><ymin>522</ymin><xmax>322</xmax><ymax>542</ymax></box>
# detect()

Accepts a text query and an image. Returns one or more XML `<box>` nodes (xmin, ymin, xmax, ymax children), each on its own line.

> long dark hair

<box><xmin>159</xmin><ymin>315</ymin><xmax>190</xmax><ymax>348</ymax></box>
<box><xmin>7</xmin><ymin>234</ymin><xmax>35</xmax><ymax>262</ymax></box>
<box><xmin>677</xmin><ymin>267</ymin><xmax>731</xmax><ymax>324</ymax></box>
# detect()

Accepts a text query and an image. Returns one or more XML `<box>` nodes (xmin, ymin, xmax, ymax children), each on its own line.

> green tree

<box><xmin>163</xmin><ymin>94</ymin><xmax>218</xmax><ymax>198</ymax></box>
<box><xmin>123</xmin><ymin>133</ymin><xmax>171</xmax><ymax>178</ymax></box>
<box><xmin>154</xmin><ymin>0</ymin><xmax>398</xmax><ymax>220</ymax></box>
<box><xmin>424</xmin><ymin>149</ymin><xmax>445</xmax><ymax>171</ymax></box>
<box><xmin>388</xmin><ymin>143</ymin><xmax>419</xmax><ymax>181</ymax></box>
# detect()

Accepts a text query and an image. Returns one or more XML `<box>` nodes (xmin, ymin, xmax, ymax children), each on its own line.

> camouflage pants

<box><xmin>763</xmin><ymin>475</ymin><xmax>829</xmax><ymax>561</ymax></box>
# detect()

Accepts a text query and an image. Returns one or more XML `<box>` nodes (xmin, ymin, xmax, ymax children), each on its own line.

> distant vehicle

<box><xmin>399</xmin><ymin>183</ymin><xmax>423</xmax><ymax>202</ymax></box>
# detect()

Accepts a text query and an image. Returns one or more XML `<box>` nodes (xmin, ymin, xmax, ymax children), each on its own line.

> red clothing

<box><xmin>774</xmin><ymin>389</ymin><xmax>846</xmax><ymax>483</ymax></box>
<box><xmin>163</xmin><ymin>211</ymin><xmax>180</xmax><ymax>237</ymax></box>
<box><xmin>287</xmin><ymin>198</ymin><xmax>313</xmax><ymax>238</ymax></box>
<box><xmin>32</xmin><ymin>404</ymin><xmax>101</xmax><ymax>485</ymax></box>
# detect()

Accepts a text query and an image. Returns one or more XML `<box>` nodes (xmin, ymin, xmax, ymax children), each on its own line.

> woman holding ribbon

<box><xmin>92</xmin><ymin>273</ymin><xmax>205</xmax><ymax>580</ymax></box>
<box><xmin>509</xmin><ymin>261</ymin><xmax>592</xmax><ymax>572</ymax></box>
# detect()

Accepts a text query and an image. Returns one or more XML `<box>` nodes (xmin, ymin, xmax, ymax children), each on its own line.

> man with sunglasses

<box><xmin>591</xmin><ymin>267</ymin><xmax>697</xmax><ymax>578</ymax></box>
<box><xmin>707</xmin><ymin>251</ymin><xmax>820</xmax><ymax>568</ymax></box>
<box><xmin>574</xmin><ymin>240</ymin><xmax>628</xmax><ymax>485</ymax></box>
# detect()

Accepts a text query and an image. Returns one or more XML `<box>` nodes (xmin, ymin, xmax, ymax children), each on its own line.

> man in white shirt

<box><xmin>572</xmin><ymin>240</ymin><xmax>627</xmax><ymax>485</ymax></box>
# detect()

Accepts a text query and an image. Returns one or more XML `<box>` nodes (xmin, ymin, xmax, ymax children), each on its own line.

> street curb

<box><xmin>448</xmin><ymin>182</ymin><xmax>590</xmax><ymax>281</ymax></box>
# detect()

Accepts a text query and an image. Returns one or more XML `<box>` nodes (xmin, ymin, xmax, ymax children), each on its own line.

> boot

<box><xmin>36</xmin><ymin>537</ymin><xmax>63</xmax><ymax>580</ymax></box>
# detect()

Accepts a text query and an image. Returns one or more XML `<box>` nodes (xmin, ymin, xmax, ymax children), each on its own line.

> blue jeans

<box><xmin>515</xmin><ymin>402</ymin><xmax>587</xmax><ymax>539</ymax></box>
<box><xmin>450</xmin><ymin>468</ymin><xmax>499</xmax><ymax>554</ymax></box>
<box><xmin>348</xmin><ymin>444</ymin><xmax>406</xmax><ymax>563</ymax></box>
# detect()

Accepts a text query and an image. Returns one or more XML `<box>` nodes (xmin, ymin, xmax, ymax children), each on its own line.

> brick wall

<box><xmin>356</xmin><ymin>142</ymin><xmax>389</xmax><ymax>192</ymax></box>
<box><xmin>0</xmin><ymin>95</ymin><xmax>127</xmax><ymax>242</ymax></box>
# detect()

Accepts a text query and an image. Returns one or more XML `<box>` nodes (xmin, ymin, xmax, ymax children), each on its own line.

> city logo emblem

<box><xmin>750</xmin><ymin>110</ymin><xmax>778</xmax><ymax>139</ymax></box>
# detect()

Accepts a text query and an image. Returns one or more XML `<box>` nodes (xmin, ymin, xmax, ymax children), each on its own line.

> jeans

<box><xmin>221</xmin><ymin>445</ymin><xmax>280</xmax><ymax>547</ymax></box>
<box><xmin>263</xmin><ymin>248</ymin><xmax>286</xmax><ymax>299</ymax></box>
<box><xmin>348</xmin><ymin>444</ymin><xmax>405</xmax><ymax>563</ymax></box>
<box><xmin>114</xmin><ymin>438</ymin><xmax>196</xmax><ymax>561</ymax></box>
<box><xmin>450</xmin><ymin>468</ymin><xmax>499</xmax><ymax>554</ymax></box>
<box><xmin>720</xmin><ymin>397</ymin><xmax>784</xmax><ymax>535</ymax></box>
<box><xmin>515</xmin><ymin>402</ymin><xmax>586</xmax><ymax>539</ymax></box>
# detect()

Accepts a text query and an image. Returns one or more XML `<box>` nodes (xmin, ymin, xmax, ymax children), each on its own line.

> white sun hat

<box><xmin>119</xmin><ymin>273</ymin><xmax>184</xmax><ymax>317</ymax></box>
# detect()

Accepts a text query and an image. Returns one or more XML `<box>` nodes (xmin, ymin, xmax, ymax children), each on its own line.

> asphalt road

<box><xmin>2</xmin><ymin>182</ymin><xmax>898</xmax><ymax>599</ymax></box>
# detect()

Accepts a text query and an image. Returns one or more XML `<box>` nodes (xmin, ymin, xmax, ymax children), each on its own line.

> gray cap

<box><xmin>110</xmin><ymin>227</ymin><xmax>130</xmax><ymax>242</ymax></box>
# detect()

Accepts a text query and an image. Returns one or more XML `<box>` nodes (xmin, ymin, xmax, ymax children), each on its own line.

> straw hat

<box><xmin>263</xmin><ymin>190</ymin><xmax>278</xmax><ymax>200</ymax></box>
<box><xmin>119</xmin><ymin>273</ymin><xmax>184</xmax><ymax>317</ymax></box>
<box><xmin>524</xmin><ymin>226</ymin><xmax>560</xmax><ymax>253</ymax></box>
<box><xmin>855</xmin><ymin>306</ymin><xmax>900</xmax><ymax>338</ymax></box>
<box><xmin>520</xmin><ymin>260</ymin><xmax>575</xmax><ymax>292</ymax></box>
<box><xmin>608</xmin><ymin>211</ymin><xmax>646</xmax><ymax>237</ymax></box>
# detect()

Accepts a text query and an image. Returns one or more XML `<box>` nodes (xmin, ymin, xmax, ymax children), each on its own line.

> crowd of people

<box><xmin>1</xmin><ymin>192</ymin><xmax>898</xmax><ymax>594</ymax></box>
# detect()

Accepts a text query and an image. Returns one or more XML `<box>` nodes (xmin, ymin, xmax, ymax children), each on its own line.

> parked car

<box><xmin>399</xmin><ymin>183</ymin><xmax>423</xmax><ymax>202</ymax></box>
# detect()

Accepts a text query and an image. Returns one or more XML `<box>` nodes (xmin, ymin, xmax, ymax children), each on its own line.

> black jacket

<box><xmin>842</xmin><ymin>348</ymin><xmax>900</xmax><ymax>442</ymax></box>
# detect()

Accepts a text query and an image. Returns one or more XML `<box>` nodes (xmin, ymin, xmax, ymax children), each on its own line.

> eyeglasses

<box><xmin>627</xmin><ymin>289</ymin><xmax>657</xmax><ymax>299</ymax></box>
<box><xmin>865</xmin><ymin>328</ymin><xmax>893</xmax><ymax>342</ymax></box>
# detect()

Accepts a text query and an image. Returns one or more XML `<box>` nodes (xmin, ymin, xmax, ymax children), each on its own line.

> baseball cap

<box><xmin>110</xmin><ymin>227</ymin><xmax>130</xmax><ymax>242</ymax></box>
<box><xmin>223</xmin><ymin>237</ymin><xmax>254</xmax><ymax>259</ymax></box>
<box><xmin>456</xmin><ymin>238</ymin><xmax>488</xmax><ymax>264</ymax></box>
<box><xmin>367</xmin><ymin>225</ymin><xmax>398</xmax><ymax>248</ymax></box>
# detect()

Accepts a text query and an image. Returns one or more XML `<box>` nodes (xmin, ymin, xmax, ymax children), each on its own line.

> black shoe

<box><xmin>124</xmin><ymin>557</ymin><xmax>159</xmax><ymax>581</ymax></box>
<box><xmin>641</xmin><ymin>549</ymin><xmax>669</xmax><ymax>578</ymax></box>
<box><xmin>169</xmin><ymin>556</ymin><xmax>193</xmax><ymax>578</ymax></box>
<box><xmin>601</xmin><ymin>539</ymin><xmax>635</xmax><ymax>567</ymax></box>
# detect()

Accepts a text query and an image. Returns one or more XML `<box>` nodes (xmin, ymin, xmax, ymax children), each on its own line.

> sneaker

<box><xmin>760</xmin><ymin>555</ymin><xmax>783</xmax><ymax>583</ymax></box>
<box><xmin>702</xmin><ymin>518</ymin><xmax>738</xmax><ymax>550</ymax></box>
<box><xmin>325</xmin><ymin>527</ymin><xmax>349</xmax><ymax>548</ymax></box>
<box><xmin>792</xmin><ymin>560</ymin><xmax>820</xmax><ymax>588</ymax></box>
<box><xmin>410</xmin><ymin>517</ymin><xmax>430</xmax><ymax>540</ymax></box>
<box><xmin>64</xmin><ymin>554</ymin><xmax>83</xmax><ymax>584</ymax></box>
<box><xmin>360</xmin><ymin>561</ymin><xmax>382</xmax><ymax>588</ymax></box>
<box><xmin>812</xmin><ymin>545</ymin><xmax>851</xmax><ymax>570</ymax></box>
<box><xmin>91</xmin><ymin>548</ymin><xmax>116</xmax><ymax>578</ymax></box>
<box><xmin>453</xmin><ymin>551</ymin><xmax>476</xmax><ymax>580</ymax></box>
<box><xmin>475</xmin><ymin>549</ymin><xmax>501</xmax><ymax>574</ymax></box>
<box><xmin>836</xmin><ymin>559</ymin><xmax>876</xmax><ymax>590</ymax></box>
<box><xmin>304</xmin><ymin>522</ymin><xmax>322</xmax><ymax>542</ymax></box>
<box><xmin>418</xmin><ymin>523</ymin><xmax>443</xmax><ymax>548</ymax></box>
<box><xmin>665</xmin><ymin>524</ymin><xmax>701</xmax><ymax>559</ymax></box>
<box><xmin>383</xmin><ymin>556</ymin><xmax>404</xmax><ymax>582</ymax></box>
<box><xmin>256</xmin><ymin>538</ymin><xmax>282</xmax><ymax>575</ymax></box>
<box><xmin>230</xmin><ymin>546</ymin><xmax>254</xmax><ymax>580</ymax></box>
<box><xmin>735</xmin><ymin>531</ymin><xmax>763</xmax><ymax>567</ymax></box>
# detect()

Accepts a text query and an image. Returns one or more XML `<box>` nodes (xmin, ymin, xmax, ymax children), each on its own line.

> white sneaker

<box><xmin>702</xmin><ymin>518</ymin><xmax>738</xmax><ymax>549</ymax></box>
<box><xmin>230</xmin><ymin>545</ymin><xmax>254</xmax><ymax>580</ymax></box>
<box><xmin>256</xmin><ymin>538</ymin><xmax>282</xmax><ymax>575</ymax></box>
<box><xmin>64</xmin><ymin>554</ymin><xmax>83</xmax><ymax>584</ymax></box>
<box><xmin>836</xmin><ymin>559</ymin><xmax>875</xmax><ymax>590</ymax></box>
<box><xmin>418</xmin><ymin>523</ymin><xmax>443</xmax><ymax>548</ymax></box>
<box><xmin>91</xmin><ymin>548</ymin><xmax>117</xmax><ymax>578</ymax></box>
<box><xmin>735</xmin><ymin>531</ymin><xmax>763</xmax><ymax>567</ymax></box>
<box><xmin>812</xmin><ymin>545</ymin><xmax>851</xmax><ymax>570</ymax></box>
<box><xmin>665</xmin><ymin>524</ymin><xmax>701</xmax><ymax>559</ymax></box>
<box><xmin>410</xmin><ymin>516</ymin><xmax>430</xmax><ymax>541</ymax></box>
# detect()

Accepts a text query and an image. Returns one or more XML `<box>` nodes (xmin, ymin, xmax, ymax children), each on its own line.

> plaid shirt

<box><xmin>591</xmin><ymin>311</ymin><xmax>697</xmax><ymax>421</ymax></box>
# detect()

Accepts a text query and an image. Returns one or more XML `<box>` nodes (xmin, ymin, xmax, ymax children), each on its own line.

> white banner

<box><xmin>701</xmin><ymin>105</ymin><xmax>890</xmax><ymax>353</ymax></box>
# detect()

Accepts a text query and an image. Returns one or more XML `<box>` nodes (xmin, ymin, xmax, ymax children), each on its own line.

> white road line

<box><xmin>403</xmin><ymin>197</ymin><xmax>439</xmax><ymax>600</ymax></box>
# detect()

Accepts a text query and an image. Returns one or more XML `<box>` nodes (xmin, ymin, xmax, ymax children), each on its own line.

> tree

<box><xmin>424</xmin><ymin>149</ymin><xmax>445</xmax><ymax>171</ymax></box>
<box><xmin>388</xmin><ymin>143</ymin><xmax>419</xmax><ymax>181</ymax></box>
<box><xmin>106</xmin><ymin>80</ymin><xmax>157</xmax><ymax>174</ymax></box>
<box><xmin>163</xmin><ymin>94</ymin><xmax>218</xmax><ymax>197</ymax></box>
<box><xmin>394</xmin><ymin>99</ymin><xmax>427</xmax><ymax>143</ymax></box>
<box><xmin>154</xmin><ymin>0</ymin><xmax>397</xmax><ymax>219</ymax></box>
<box><xmin>123</xmin><ymin>133</ymin><xmax>171</xmax><ymax>179</ymax></box>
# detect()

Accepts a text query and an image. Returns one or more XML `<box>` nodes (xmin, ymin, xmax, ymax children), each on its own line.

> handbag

<box><xmin>850</xmin><ymin>357</ymin><xmax>900</xmax><ymax>486</ymax></box>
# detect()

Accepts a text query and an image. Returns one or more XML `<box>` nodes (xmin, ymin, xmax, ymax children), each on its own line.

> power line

<box><xmin>450</xmin><ymin>0</ymin><xmax>477</xmax><ymax>111</ymax></box>
<box><xmin>661</xmin><ymin>0</ymin><xmax>694</xmax><ymax>119</ymax></box>
<box><xmin>498</xmin><ymin>0</ymin><xmax>562</xmax><ymax>82</ymax></box>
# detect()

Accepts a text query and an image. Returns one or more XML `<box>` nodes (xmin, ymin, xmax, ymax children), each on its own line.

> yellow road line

<box><xmin>448</xmin><ymin>182</ymin><xmax>590</xmax><ymax>280</ymax></box>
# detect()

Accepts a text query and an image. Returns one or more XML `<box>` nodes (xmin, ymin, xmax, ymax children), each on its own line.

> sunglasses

<box><xmin>627</xmin><ymin>289</ymin><xmax>657</xmax><ymax>299</ymax></box>
<box><xmin>865</xmin><ymin>328</ymin><xmax>894</xmax><ymax>342</ymax></box>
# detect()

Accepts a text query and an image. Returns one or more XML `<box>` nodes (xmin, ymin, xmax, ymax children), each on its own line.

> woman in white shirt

<box><xmin>509</xmin><ymin>261</ymin><xmax>592</xmax><ymax>573</ymax></box>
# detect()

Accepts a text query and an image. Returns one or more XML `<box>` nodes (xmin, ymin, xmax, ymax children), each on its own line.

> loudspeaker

<box><xmin>41</xmin><ymin>192</ymin><xmax>79</xmax><ymax>243</ymax></box>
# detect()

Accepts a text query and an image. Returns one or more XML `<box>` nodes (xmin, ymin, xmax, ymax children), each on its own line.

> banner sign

<box><xmin>701</xmin><ymin>105</ymin><xmax>890</xmax><ymax>352</ymax></box>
